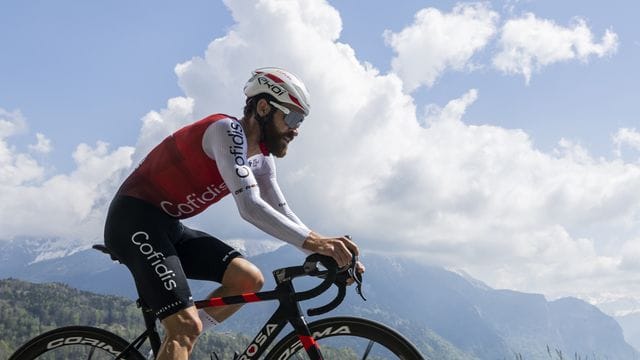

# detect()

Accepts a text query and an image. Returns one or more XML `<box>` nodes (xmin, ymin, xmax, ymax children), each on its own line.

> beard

<box><xmin>263</xmin><ymin>117</ymin><xmax>289</xmax><ymax>158</ymax></box>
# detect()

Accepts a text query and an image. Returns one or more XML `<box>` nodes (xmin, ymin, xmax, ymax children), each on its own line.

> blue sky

<box><xmin>3</xmin><ymin>0</ymin><xmax>637</xmax><ymax>165</ymax></box>
<box><xmin>2</xmin><ymin>0</ymin><xmax>640</xmax><ymax>307</ymax></box>
<box><xmin>1</xmin><ymin>0</ymin><xmax>231</xmax><ymax>169</ymax></box>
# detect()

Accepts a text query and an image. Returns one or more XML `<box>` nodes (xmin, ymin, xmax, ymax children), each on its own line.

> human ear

<box><xmin>256</xmin><ymin>98</ymin><xmax>271</xmax><ymax>117</ymax></box>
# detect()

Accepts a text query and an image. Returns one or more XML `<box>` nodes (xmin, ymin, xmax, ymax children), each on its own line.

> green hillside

<box><xmin>1</xmin><ymin>278</ymin><xmax>474</xmax><ymax>359</ymax></box>
<box><xmin>0</xmin><ymin>278</ymin><xmax>250</xmax><ymax>359</ymax></box>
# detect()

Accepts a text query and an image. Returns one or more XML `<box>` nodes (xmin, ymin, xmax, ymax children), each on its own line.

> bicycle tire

<box><xmin>9</xmin><ymin>325</ymin><xmax>146</xmax><ymax>360</ymax></box>
<box><xmin>265</xmin><ymin>316</ymin><xmax>424</xmax><ymax>360</ymax></box>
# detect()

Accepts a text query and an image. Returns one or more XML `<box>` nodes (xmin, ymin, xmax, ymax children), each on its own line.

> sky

<box><xmin>1</xmin><ymin>0</ymin><xmax>640</xmax><ymax>307</ymax></box>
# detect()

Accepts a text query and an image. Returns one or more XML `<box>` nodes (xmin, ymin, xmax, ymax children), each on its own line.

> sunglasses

<box><xmin>269</xmin><ymin>101</ymin><xmax>305</xmax><ymax>129</ymax></box>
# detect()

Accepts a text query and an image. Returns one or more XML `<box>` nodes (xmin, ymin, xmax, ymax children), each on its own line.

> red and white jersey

<box><xmin>118</xmin><ymin>114</ymin><xmax>310</xmax><ymax>248</ymax></box>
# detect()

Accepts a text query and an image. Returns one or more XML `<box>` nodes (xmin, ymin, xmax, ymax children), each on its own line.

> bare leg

<box><xmin>205</xmin><ymin>257</ymin><xmax>264</xmax><ymax>322</ymax></box>
<box><xmin>156</xmin><ymin>306</ymin><xmax>201</xmax><ymax>360</ymax></box>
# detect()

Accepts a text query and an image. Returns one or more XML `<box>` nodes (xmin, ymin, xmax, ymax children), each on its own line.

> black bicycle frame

<box><xmin>96</xmin><ymin>248</ymin><xmax>346</xmax><ymax>360</ymax></box>
<box><xmin>119</xmin><ymin>261</ymin><xmax>336</xmax><ymax>360</ymax></box>
<box><xmin>200</xmin><ymin>279</ymin><xmax>323</xmax><ymax>360</ymax></box>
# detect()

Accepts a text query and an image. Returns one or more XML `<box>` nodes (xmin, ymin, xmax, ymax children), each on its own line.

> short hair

<box><xmin>243</xmin><ymin>93</ymin><xmax>278</xmax><ymax>119</ymax></box>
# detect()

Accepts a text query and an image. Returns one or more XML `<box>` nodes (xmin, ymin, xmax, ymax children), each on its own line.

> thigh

<box><xmin>220</xmin><ymin>257</ymin><xmax>265</xmax><ymax>290</ymax></box>
<box><xmin>175</xmin><ymin>226</ymin><xmax>243</xmax><ymax>282</ymax></box>
<box><xmin>104</xmin><ymin>196</ymin><xmax>193</xmax><ymax>320</ymax></box>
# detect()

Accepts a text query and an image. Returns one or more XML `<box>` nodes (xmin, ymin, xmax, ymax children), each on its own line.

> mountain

<box><xmin>1</xmin><ymin>241</ymin><xmax>638</xmax><ymax>359</ymax></box>
<box><xmin>615</xmin><ymin>312</ymin><xmax>640</xmax><ymax>353</ymax></box>
<box><xmin>593</xmin><ymin>297</ymin><xmax>640</xmax><ymax>353</ymax></box>
<box><xmin>0</xmin><ymin>238</ymin><xmax>139</xmax><ymax>298</ymax></box>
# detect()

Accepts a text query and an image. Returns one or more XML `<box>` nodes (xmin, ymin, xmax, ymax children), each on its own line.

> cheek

<box><xmin>275</xmin><ymin>115</ymin><xmax>290</xmax><ymax>131</ymax></box>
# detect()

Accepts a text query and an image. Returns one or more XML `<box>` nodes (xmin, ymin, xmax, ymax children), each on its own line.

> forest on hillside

<box><xmin>1</xmin><ymin>278</ymin><xmax>426</xmax><ymax>359</ymax></box>
<box><xmin>0</xmin><ymin>278</ymin><xmax>253</xmax><ymax>359</ymax></box>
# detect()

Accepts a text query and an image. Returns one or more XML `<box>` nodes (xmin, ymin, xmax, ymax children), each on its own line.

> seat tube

<box><xmin>140</xmin><ymin>300</ymin><xmax>162</xmax><ymax>355</ymax></box>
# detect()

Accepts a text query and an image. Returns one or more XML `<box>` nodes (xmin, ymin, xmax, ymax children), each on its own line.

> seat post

<box><xmin>138</xmin><ymin>298</ymin><xmax>163</xmax><ymax>356</ymax></box>
<box><xmin>93</xmin><ymin>244</ymin><xmax>163</xmax><ymax>356</ymax></box>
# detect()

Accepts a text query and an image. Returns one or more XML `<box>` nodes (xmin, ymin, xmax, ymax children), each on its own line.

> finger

<box><xmin>335</xmin><ymin>241</ymin><xmax>352</xmax><ymax>267</ymax></box>
<box><xmin>327</xmin><ymin>245</ymin><xmax>345</xmax><ymax>267</ymax></box>
<box><xmin>339</xmin><ymin>237</ymin><xmax>359</xmax><ymax>257</ymax></box>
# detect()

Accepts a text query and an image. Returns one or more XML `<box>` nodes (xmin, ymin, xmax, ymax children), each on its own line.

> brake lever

<box><xmin>347</xmin><ymin>255</ymin><xmax>367</xmax><ymax>301</ymax></box>
<box><xmin>342</xmin><ymin>235</ymin><xmax>367</xmax><ymax>301</ymax></box>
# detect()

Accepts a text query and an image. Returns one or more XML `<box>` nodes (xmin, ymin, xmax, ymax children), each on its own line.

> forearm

<box><xmin>235</xmin><ymin>193</ymin><xmax>311</xmax><ymax>248</ymax></box>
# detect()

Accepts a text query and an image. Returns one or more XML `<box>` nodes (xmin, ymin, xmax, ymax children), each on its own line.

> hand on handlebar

<box><xmin>302</xmin><ymin>232</ymin><xmax>359</xmax><ymax>268</ymax></box>
<box><xmin>302</xmin><ymin>233</ymin><xmax>366</xmax><ymax>301</ymax></box>
<box><xmin>301</xmin><ymin>248</ymin><xmax>367</xmax><ymax>316</ymax></box>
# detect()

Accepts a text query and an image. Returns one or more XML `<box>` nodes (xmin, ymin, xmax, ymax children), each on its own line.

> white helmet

<box><xmin>243</xmin><ymin>67</ymin><xmax>311</xmax><ymax>116</ymax></box>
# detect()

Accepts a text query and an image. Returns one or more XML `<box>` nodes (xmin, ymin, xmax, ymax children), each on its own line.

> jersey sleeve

<box><xmin>254</xmin><ymin>155</ymin><xmax>310</xmax><ymax>229</ymax></box>
<box><xmin>203</xmin><ymin>119</ymin><xmax>311</xmax><ymax>248</ymax></box>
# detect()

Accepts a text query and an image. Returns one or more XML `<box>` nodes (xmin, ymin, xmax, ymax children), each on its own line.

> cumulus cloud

<box><xmin>0</xmin><ymin>108</ymin><xmax>43</xmax><ymax>186</ymax></box>
<box><xmin>128</xmin><ymin>0</ymin><xmax>640</xmax><ymax>300</ymax></box>
<box><xmin>0</xmin><ymin>107</ymin><xmax>134</xmax><ymax>247</ymax></box>
<box><xmin>0</xmin><ymin>108</ymin><xmax>27</xmax><ymax>138</ymax></box>
<box><xmin>29</xmin><ymin>133</ymin><xmax>53</xmax><ymax>154</ymax></box>
<box><xmin>134</xmin><ymin>97</ymin><xmax>195</xmax><ymax>163</ymax></box>
<box><xmin>613</xmin><ymin>128</ymin><xmax>640</xmax><ymax>158</ymax></box>
<box><xmin>493</xmin><ymin>13</ymin><xmax>619</xmax><ymax>84</ymax></box>
<box><xmin>3</xmin><ymin>0</ymin><xmax>637</xmax><ymax>302</ymax></box>
<box><xmin>384</xmin><ymin>2</ymin><xmax>499</xmax><ymax>92</ymax></box>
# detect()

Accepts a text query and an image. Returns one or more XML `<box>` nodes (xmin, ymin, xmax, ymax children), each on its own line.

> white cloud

<box><xmin>613</xmin><ymin>128</ymin><xmax>640</xmax><ymax>158</ymax></box>
<box><xmin>29</xmin><ymin>133</ymin><xmax>53</xmax><ymax>154</ymax></box>
<box><xmin>3</xmin><ymin>0</ymin><xmax>638</xmax><ymax>303</ymax></box>
<box><xmin>384</xmin><ymin>3</ymin><xmax>499</xmax><ymax>92</ymax></box>
<box><xmin>128</xmin><ymin>0</ymin><xmax>640</xmax><ymax>301</ymax></box>
<box><xmin>0</xmin><ymin>107</ymin><xmax>135</xmax><ymax>245</ymax></box>
<box><xmin>493</xmin><ymin>13</ymin><xmax>619</xmax><ymax>84</ymax></box>
<box><xmin>0</xmin><ymin>108</ymin><xmax>27</xmax><ymax>138</ymax></box>
<box><xmin>134</xmin><ymin>97</ymin><xmax>195</xmax><ymax>163</ymax></box>
<box><xmin>0</xmin><ymin>108</ymin><xmax>43</xmax><ymax>186</ymax></box>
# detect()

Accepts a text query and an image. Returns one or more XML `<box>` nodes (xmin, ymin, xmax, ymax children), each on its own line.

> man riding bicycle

<box><xmin>103</xmin><ymin>67</ymin><xmax>363</xmax><ymax>360</ymax></box>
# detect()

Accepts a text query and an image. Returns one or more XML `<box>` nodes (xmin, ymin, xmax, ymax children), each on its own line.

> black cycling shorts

<box><xmin>104</xmin><ymin>195</ymin><xmax>243</xmax><ymax>320</ymax></box>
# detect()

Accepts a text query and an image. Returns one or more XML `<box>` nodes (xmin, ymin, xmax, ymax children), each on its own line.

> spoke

<box><xmin>87</xmin><ymin>346</ymin><xmax>97</xmax><ymax>360</ymax></box>
<box><xmin>361</xmin><ymin>340</ymin><xmax>374</xmax><ymax>360</ymax></box>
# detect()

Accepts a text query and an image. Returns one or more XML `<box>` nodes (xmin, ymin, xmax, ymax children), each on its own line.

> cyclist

<box><xmin>104</xmin><ymin>67</ymin><xmax>363</xmax><ymax>360</ymax></box>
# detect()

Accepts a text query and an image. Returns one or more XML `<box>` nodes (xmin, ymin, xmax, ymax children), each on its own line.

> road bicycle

<box><xmin>10</xmin><ymin>244</ymin><xmax>423</xmax><ymax>359</ymax></box>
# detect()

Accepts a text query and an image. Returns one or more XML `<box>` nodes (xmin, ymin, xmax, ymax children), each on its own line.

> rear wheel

<box><xmin>266</xmin><ymin>316</ymin><xmax>423</xmax><ymax>360</ymax></box>
<box><xmin>9</xmin><ymin>326</ymin><xmax>146</xmax><ymax>360</ymax></box>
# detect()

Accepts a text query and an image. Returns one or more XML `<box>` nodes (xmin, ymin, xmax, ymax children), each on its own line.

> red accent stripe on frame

<box><xmin>208</xmin><ymin>298</ymin><xmax>226</xmax><ymax>307</ymax></box>
<box><xmin>242</xmin><ymin>293</ymin><xmax>261</xmax><ymax>302</ymax></box>
<box><xmin>299</xmin><ymin>335</ymin><xmax>317</xmax><ymax>350</ymax></box>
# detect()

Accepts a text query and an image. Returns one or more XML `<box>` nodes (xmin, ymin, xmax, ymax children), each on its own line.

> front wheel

<box><xmin>266</xmin><ymin>316</ymin><xmax>424</xmax><ymax>360</ymax></box>
<box><xmin>9</xmin><ymin>326</ymin><xmax>146</xmax><ymax>360</ymax></box>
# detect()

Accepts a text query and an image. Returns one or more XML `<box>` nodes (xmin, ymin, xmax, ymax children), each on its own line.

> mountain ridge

<box><xmin>1</xmin><ymin>239</ymin><xmax>638</xmax><ymax>359</ymax></box>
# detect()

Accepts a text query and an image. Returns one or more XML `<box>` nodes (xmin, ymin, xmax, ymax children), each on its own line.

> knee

<box><xmin>250</xmin><ymin>269</ymin><xmax>265</xmax><ymax>292</ymax></box>
<box><xmin>241</xmin><ymin>263</ymin><xmax>265</xmax><ymax>292</ymax></box>
<box><xmin>224</xmin><ymin>258</ymin><xmax>265</xmax><ymax>292</ymax></box>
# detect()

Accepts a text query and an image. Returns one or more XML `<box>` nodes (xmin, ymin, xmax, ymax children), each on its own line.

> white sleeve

<box><xmin>203</xmin><ymin>119</ymin><xmax>311</xmax><ymax>248</ymax></box>
<box><xmin>254</xmin><ymin>155</ymin><xmax>309</xmax><ymax>229</ymax></box>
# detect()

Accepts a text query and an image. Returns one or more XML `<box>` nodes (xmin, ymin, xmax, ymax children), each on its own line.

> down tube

<box><xmin>289</xmin><ymin>316</ymin><xmax>324</xmax><ymax>360</ymax></box>
<box><xmin>235</xmin><ymin>310</ymin><xmax>289</xmax><ymax>360</ymax></box>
